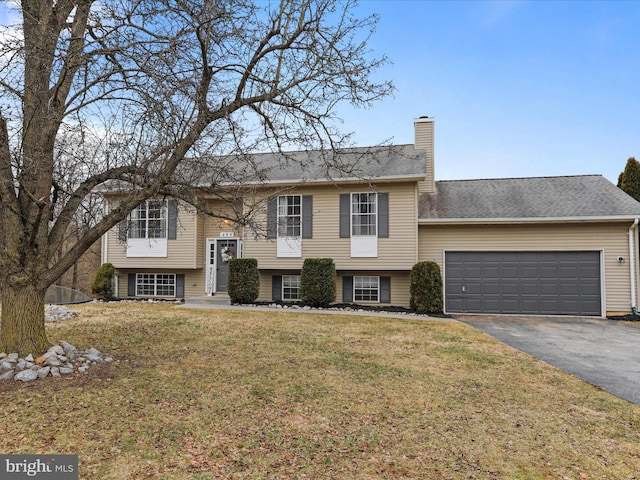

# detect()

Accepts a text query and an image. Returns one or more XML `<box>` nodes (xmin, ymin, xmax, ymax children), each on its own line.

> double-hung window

<box><xmin>129</xmin><ymin>200</ymin><xmax>167</xmax><ymax>239</ymax></box>
<box><xmin>136</xmin><ymin>273</ymin><xmax>176</xmax><ymax>297</ymax></box>
<box><xmin>342</xmin><ymin>275</ymin><xmax>390</xmax><ymax>304</ymax></box>
<box><xmin>124</xmin><ymin>199</ymin><xmax>177</xmax><ymax>258</ymax></box>
<box><xmin>275</xmin><ymin>195</ymin><xmax>302</xmax><ymax>257</ymax></box>
<box><xmin>351</xmin><ymin>193</ymin><xmax>377</xmax><ymax>236</ymax></box>
<box><xmin>278</xmin><ymin>195</ymin><xmax>302</xmax><ymax>237</ymax></box>
<box><xmin>267</xmin><ymin>194</ymin><xmax>312</xmax><ymax>258</ymax></box>
<box><xmin>282</xmin><ymin>275</ymin><xmax>301</xmax><ymax>301</ymax></box>
<box><xmin>354</xmin><ymin>276</ymin><xmax>380</xmax><ymax>302</ymax></box>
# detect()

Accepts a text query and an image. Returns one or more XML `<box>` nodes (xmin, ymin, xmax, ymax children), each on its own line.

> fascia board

<box><xmin>212</xmin><ymin>173</ymin><xmax>427</xmax><ymax>187</ymax></box>
<box><xmin>418</xmin><ymin>215</ymin><xmax>640</xmax><ymax>225</ymax></box>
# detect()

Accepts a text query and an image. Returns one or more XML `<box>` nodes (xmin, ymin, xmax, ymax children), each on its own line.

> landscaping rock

<box><xmin>15</xmin><ymin>369</ymin><xmax>38</xmax><ymax>382</ymax></box>
<box><xmin>0</xmin><ymin>342</ymin><xmax>112</xmax><ymax>383</ymax></box>
<box><xmin>45</xmin><ymin>305</ymin><xmax>79</xmax><ymax>323</ymax></box>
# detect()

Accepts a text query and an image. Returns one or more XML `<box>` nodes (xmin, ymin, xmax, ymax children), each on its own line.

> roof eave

<box><xmin>418</xmin><ymin>215</ymin><xmax>640</xmax><ymax>225</ymax></box>
<box><xmin>211</xmin><ymin>173</ymin><xmax>427</xmax><ymax>188</ymax></box>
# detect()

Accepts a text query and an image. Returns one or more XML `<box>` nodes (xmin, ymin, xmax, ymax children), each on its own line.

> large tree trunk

<box><xmin>0</xmin><ymin>284</ymin><xmax>49</xmax><ymax>357</ymax></box>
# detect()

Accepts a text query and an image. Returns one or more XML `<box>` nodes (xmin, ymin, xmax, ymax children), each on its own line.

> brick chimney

<box><xmin>414</xmin><ymin>116</ymin><xmax>435</xmax><ymax>193</ymax></box>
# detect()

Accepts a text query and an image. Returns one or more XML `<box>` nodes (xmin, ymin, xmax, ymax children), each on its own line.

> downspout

<box><xmin>629</xmin><ymin>219</ymin><xmax>639</xmax><ymax>315</ymax></box>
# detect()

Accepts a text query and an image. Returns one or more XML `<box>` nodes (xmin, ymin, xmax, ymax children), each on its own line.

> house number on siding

<box><xmin>220</xmin><ymin>232</ymin><xmax>234</xmax><ymax>238</ymax></box>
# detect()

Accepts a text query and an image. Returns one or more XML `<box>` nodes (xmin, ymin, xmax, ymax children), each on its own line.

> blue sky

<box><xmin>1</xmin><ymin>1</ymin><xmax>637</xmax><ymax>184</ymax></box>
<box><xmin>337</xmin><ymin>0</ymin><xmax>640</xmax><ymax>184</ymax></box>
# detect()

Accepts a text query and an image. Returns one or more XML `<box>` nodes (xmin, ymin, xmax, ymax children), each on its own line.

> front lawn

<box><xmin>1</xmin><ymin>303</ymin><xmax>638</xmax><ymax>479</ymax></box>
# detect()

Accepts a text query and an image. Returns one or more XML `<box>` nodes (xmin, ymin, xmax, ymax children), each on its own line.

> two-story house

<box><xmin>102</xmin><ymin>117</ymin><xmax>640</xmax><ymax>316</ymax></box>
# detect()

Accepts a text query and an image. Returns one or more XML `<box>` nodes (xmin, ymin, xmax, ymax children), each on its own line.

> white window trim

<box><xmin>129</xmin><ymin>200</ymin><xmax>168</xmax><ymax>240</ymax></box>
<box><xmin>351</xmin><ymin>192</ymin><xmax>377</xmax><ymax>237</ymax></box>
<box><xmin>282</xmin><ymin>275</ymin><xmax>301</xmax><ymax>301</ymax></box>
<box><xmin>126</xmin><ymin>200</ymin><xmax>169</xmax><ymax>258</ymax></box>
<box><xmin>350</xmin><ymin>193</ymin><xmax>378</xmax><ymax>258</ymax></box>
<box><xmin>136</xmin><ymin>273</ymin><xmax>176</xmax><ymax>297</ymax></box>
<box><xmin>277</xmin><ymin>195</ymin><xmax>302</xmax><ymax>257</ymax></box>
<box><xmin>127</xmin><ymin>238</ymin><xmax>168</xmax><ymax>257</ymax></box>
<box><xmin>354</xmin><ymin>276</ymin><xmax>380</xmax><ymax>303</ymax></box>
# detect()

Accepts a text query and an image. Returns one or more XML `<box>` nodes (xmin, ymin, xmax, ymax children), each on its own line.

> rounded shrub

<box><xmin>228</xmin><ymin>258</ymin><xmax>260</xmax><ymax>304</ymax></box>
<box><xmin>300</xmin><ymin>258</ymin><xmax>336</xmax><ymax>307</ymax></box>
<box><xmin>410</xmin><ymin>261</ymin><xmax>443</xmax><ymax>314</ymax></box>
<box><xmin>91</xmin><ymin>262</ymin><xmax>115</xmax><ymax>299</ymax></box>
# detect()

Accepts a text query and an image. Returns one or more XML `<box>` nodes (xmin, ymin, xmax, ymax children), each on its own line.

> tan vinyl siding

<box><xmin>244</xmin><ymin>183</ymin><xmax>419</xmax><ymax>271</ymax></box>
<box><xmin>337</xmin><ymin>271</ymin><xmax>411</xmax><ymax>306</ymax></box>
<box><xmin>202</xmin><ymin>202</ymin><xmax>240</xmax><ymax>243</ymax></box>
<box><xmin>195</xmin><ymin>215</ymin><xmax>205</xmax><ymax>268</ymax></box>
<box><xmin>114</xmin><ymin>269</ymin><xmax>205</xmax><ymax>298</ymax></box>
<box><xmin>105</xmin><ymin>201</ymin><xmax>198</xmax><ymax>269</ymax></box>
<box><xmin>418</xmin><ymin>222</ymin><xmax>636</xmax><ymax>315</ymax></box>
<box><xmin>257</xmin><ymin>270</ymin><xmax>412</xmax><ymax>307</ymax></box>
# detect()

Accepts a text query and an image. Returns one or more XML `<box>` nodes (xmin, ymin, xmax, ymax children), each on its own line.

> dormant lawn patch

<box><xmin>0</xmin><ymin>303</ymin><xmax>638</xmax><ymax>479</ymax></box>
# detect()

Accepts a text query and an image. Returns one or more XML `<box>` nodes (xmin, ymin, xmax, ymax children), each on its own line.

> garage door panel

<box><xmin>539</xmin><ymin>265</ymin><xmax>558</xmax><ymax>278</ymax></box>
<box><xmin>482</xmin><ymin>282</ymin><xmax>500</xmax><ymax>295</ymax></box>
<box><xmin>580</xmin><ymin>282</ymin><xmax>601</xmax><ymax>295</ymax></box>
<box><xmin>520</xmin><ymin>282</ymin><xmax>539</xmax><ymax>295</ymax></box>
<box><xmin>501</xmin><ymin>265</ymin><xmax>519</xmax><ymax>279</ymax></box>
<box><xmin>464</xmin><ymin>282</ymin><xmax>482</xmax><ymax>294</ymax></box>
<box><xmin>540</xmin><ymin>299</ymin><xmax>559</xmax><ymax>311</ymax></box>
<box><xmin>540</xmin><ymin>282</ymin><xmax>557</xmax><ymax>295</ymax></box>
<box><xmin>481</xmin><ymin>298</ymin><xmax>501</xmax><ymax>312</ymax></box>
<box><xmin>445</xmin><ymin>251</ymin><xmax>601</xmax><ymax>315</ymax></box>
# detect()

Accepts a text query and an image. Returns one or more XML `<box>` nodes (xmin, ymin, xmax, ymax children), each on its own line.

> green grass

<box><xmin>1</xmin><ymin>302</ymin><xmax>638</xmax><ymax>479</ymax></box>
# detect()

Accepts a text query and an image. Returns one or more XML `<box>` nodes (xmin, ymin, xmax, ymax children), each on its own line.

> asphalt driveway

<box><xmin>458</xmin><ymin>315</ymin><xmax>640</xmax><ymax>405</ymax></box>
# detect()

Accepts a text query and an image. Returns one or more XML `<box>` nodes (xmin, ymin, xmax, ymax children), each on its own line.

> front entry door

<box><xmin>206</xmin><ymin>239</ymin><xmax>239</xmax><ymax>294</ymax></box>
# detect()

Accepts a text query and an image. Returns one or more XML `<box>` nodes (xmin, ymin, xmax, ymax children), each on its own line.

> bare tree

<box><xmin>0</xmin><ymin>0</ymin><xmax>391</xmax><ymax>355</ymax></box>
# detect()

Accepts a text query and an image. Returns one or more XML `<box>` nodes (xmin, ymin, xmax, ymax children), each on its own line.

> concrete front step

<box><xmin>184</xmin><ymin>294</ymin><xmax>231</xmax><ymax>306</ymax></box>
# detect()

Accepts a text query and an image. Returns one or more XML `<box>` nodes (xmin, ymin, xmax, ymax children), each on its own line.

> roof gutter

<box><xmin>418</xmin><ymin>215</ymin><xmax>640</xmax><ymax>225</ymax></box>
<box><xmin>629</xmin><ymin>219</ymin><xmax>639</xmax><ymax>316</ymax></box>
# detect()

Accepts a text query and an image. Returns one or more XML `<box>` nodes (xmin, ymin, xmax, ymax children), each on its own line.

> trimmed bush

<box><xmin>91</xmin><ymin>262</ymin><xmax>115</xmax><ymax>299</ymax></box>
<box><xmin>300</xmin><ymin>258</ymin><xmax>336</xmax><ymax>307</ymax></box>
<box><xmin>228</xmin><ymin>258</ymin><xmax>260</xmax><ymax>304</ymax></box>
<box><xmin>410</xmin><ymin>261</ymin><xmax>443</xmax><ymax>314</ymax></box>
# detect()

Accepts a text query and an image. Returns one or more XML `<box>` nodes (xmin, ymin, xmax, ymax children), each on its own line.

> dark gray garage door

<box><xmin>445</xmin><ymin>251</ymin><xmax>601</xmax><ymax>315</ymax></box>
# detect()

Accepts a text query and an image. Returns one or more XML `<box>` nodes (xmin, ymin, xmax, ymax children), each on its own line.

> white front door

<box><xmin>206</xmin><ymin>238</ymin><xmax>241</xmax><ymax>295</ymax></box>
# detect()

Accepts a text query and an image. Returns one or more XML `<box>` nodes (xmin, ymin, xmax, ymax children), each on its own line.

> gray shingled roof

<box><xmin>217</xmin><ymin>144</ymin><xmax>427</xmax><ymax>185</ymax></box>
<box><xmin>419</xmin><ymin>175</ymin><xmax>640</xmax><ymax>221</ymax></box>
<box><xmin>99</xmin><ymin>144</ymin><xmax>426</xmax><ymax>193</ymax></box>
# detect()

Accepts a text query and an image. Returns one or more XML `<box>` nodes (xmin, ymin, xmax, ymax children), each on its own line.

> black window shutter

<box><xmin>380</xmin><ymin>276</ymin><xmax>391</xmax><ymax>303</ymax></box>
<box><xmin>272</xmin><ymin>275</ymin><xmax>282</xmax><ymax>301</ymax></box>
<box><xmin>267</xmin><ymin>197</ymin><xmax>277</xmax><ymax>239</ymax></box>
<box><xmin>176</xmin><ymin>274</ymin><xmax>185</xmax><ymax>298</ymax></box>
<box><xmin>118</xmin><ymin>220</ymin><xmax>127</xmax><ymax>242</ymax></box>
<box><xmin>128</xmin><ymin>274</ymin><xmax>136</xmax><ymax>296</ymax></box>
<box><xmin>339</xmin><ymin>194</ymin><xmax>350</xmax><ymax>238</ymax></box>
<box><xmin>342</xmin><ymin>276</ymin><xmax>353</xmax><ymax>302</ymax></box>
<box><xmin>378</xmin><ymin>193</ymin><xmax>389</xmax><ymax>238</ymax></box>
<box><xmin>168</xmin><ymin>200</ymin><xmax>178</xmax><ymax>240</ymax></box>
<box><xmin>302</xmin><ymin>195</ymin><xmax>313</xmax><ymax>239</ymax></box>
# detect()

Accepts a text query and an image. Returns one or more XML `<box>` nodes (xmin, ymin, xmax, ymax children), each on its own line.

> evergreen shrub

<box><xmin>300</xmin><ymin>258</ymin><xmax>336</xmax><ymax>307</ymax></box>
<box><xmin>228</xmin><ymin>258</ymin><xmax>260</xmax><ymax>304</ymax></box>
<box><xmin>410</xmin><ymin>261</ymin><xmax>443</xmax><ymax>314</ymax></box>
<box><xmin>91</xmin><ymin>262</ymin><xmax>115</xmax><ymax>299</ymax></box>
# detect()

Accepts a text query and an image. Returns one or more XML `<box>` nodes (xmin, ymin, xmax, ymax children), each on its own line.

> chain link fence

<box><xmin>44</xmin><ymin>285</ymin><xmax>93</xmax><ymax>305</ymax></box>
